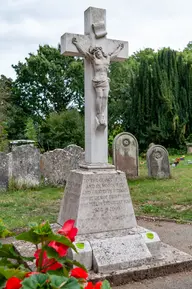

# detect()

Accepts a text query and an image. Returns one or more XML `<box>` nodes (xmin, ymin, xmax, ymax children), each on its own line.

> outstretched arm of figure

<box><xmin>72</xmin><ymin>37</ymin><xmax>93</xmax><ymax>60</ymax></box>
<box><xmin>109</xmin><ymin>43</ymin><xmax>124</xmax><ymax>59</ymax></box>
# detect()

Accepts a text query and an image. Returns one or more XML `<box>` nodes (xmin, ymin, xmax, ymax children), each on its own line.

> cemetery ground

<box><xmin>0</xmin><ymin>155</ymin><xmax>191</xmax><ymax>230</ymax></box>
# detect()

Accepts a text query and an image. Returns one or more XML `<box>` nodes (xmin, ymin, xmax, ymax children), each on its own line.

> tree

<box><xmin>24</xmin><ymin>118</ymin><xmax>38</xmax><ymax>142</ymax></box>
<box><xmin>12</xmin><ymin>45</ymin><xmax>84</xmax><ymax>121</ymax></box>
<box><xmin>40</xmin><ymin>109</ymin><xmax>84</xmax><ymax>151</ymax></box>
<box><xmin>0</xmin><ymin>75</ymin><xmax>12</xmax><ymax>151</ymax></box>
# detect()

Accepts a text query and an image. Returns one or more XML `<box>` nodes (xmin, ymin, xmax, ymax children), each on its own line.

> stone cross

<box><xmin>61</xmin><ymin>7</ymin><xmax>128</xmax><ymax>165</ymax></box>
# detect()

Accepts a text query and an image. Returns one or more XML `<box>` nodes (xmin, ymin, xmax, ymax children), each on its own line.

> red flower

<box><xmin>5</xmin><ymin>277</ymin><xmax>22</xmax><ymax>289</ymax></box>
<box><xmin>48</xmin><ymin>241</ymin><xmax>68</xmax><ymax>257</ymax></box>
<box><xmin>95</xmin><ymin>282</ymin><xmax>102</xmax><ymax>289</ymax></box>
<box><xmin>58</xmin><ymin>220</ymin><xmax>78</xmax><ymax>242</ymax></box>
<box><xmin>85</xmin><ymin>282</ymin><xmax>102</xmax><ymax>289</ymax></box>
<box><xmin>70</xmin><ymin>267</ymin><xmax>88</xmax><ymax>279</ymax></box>
<box><xmin>48</xmin><ymin>220</ymin><xmax>78</xmax><ymax>257</ymax></box>
<box><xmin>84</xmin><ymin>282</ymin><xmax>94</xmax><ymax>289</ymax></box>
<box><xmin>34</xmin><ymin>249</ymin><xmax>62</xmax><ymax>272</ymax></box>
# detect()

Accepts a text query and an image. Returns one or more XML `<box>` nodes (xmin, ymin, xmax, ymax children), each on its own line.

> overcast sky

<box><xmin>0</xmin><ymin>0</ymin><xmax>192</xmax><ymax>79</ymax></box>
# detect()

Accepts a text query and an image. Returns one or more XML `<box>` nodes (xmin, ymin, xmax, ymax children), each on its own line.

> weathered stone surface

<box><xmin>0</xmin><ymin>152</ymin><xmax>9</xmax><ymax>191</ymax></box>
<box><xmin>58</xmin><ymin>169</ymin><xmax>137</xmax><ymax>235</ymax></box>
<box><xmin>186</xmin><ymin>143</ymin><xmax>192</xmax><ymax>154</ymax></box>
<box><xmin>61</xmin><ymin>7</ymin><xmax>128</xmax><ymax>164</ymax></box>
<box><xmin>68</xmin><ymin>241</ymin><xmax>93</xmax><ymax>270</ymax></box>
<box><xmin>40</xmin><ymin>149</ymin><xmax>73</xmax><ymax>186</ymax></box>
<box><xmin>40</xmin><ymin>146</ymin><xmax>85</xmax><ymax>186</ymax></box>
<box><xmin>91</xmin><ymin>234</ymin><xmax>152</xmax><ymax>273</ymax></box>
<box><xmin>147</xmin><ymin>145</ymin><xmax>170</xmax><ymax>178</ymax></box>
<box><xmin>11</xmin><ymin>145</ymin><xmax>41</xmax><ymax>187</ymax></box>
<box><xmin>10</xmin><ymin>140</ymin><xmax>35</xmax><ymax>151</ymax></box>
<box><xmin>113</xmin><ymin>132</ymin><xmax>139</xmax><ymax>178</ymax></box>
<box><xmin>65</xmin><ymin>144</ymin><xmax>85</xmax><ymax>168</ymax></box>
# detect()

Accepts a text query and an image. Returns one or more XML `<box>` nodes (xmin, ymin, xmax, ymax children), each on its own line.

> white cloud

<box><xmin>0</xmin><ymin>0</ymin><xmax>192</xmax><ymax>78</ymax></box>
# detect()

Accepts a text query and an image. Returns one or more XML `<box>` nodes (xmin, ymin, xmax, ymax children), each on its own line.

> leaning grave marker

<box><xmin>58</xmin><ymin>6</ymin><xmax>192</xmax><ymax>281</ymax></box>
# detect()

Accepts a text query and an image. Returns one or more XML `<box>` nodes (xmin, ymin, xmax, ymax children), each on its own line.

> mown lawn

<box><xmin>0</xmin><ymin>155</ymin><xmax>192</xmax><ymax>230</ymax></box>
<box><xmin>129</xmin><ymin>155</ymin><xmax>192</xmax><ymax>222</ymax></box>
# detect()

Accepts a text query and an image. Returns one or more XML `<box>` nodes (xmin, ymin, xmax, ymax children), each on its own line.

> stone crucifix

<box><xmin>61</xmin><ymin>7</ymin><xmax>128</xmax><ymax>165</ymax></box>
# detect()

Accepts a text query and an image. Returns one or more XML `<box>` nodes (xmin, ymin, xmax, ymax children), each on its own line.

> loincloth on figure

<box><xmin>92</xmin><ymin>78</ymin><xmax>110</xmax><ymax>90</ymax></box>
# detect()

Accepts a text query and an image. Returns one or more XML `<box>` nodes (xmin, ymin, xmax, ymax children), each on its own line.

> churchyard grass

<box><xmin>0</xmin><ymin>186</ymin><xmax>63</xmax><ymax>230</ymax></box>
<box><xmin>130</xmin><ymin>155</ymin><xmax>192</xmax><ymax>222</ymax></box>
<box><xmin>0</xmin><ymin>155</ymin><xmax>191</xmax><ymax>230</ymax></box>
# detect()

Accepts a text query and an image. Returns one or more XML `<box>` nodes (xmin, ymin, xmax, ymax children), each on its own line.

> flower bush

<box><xmin>0</xmin><ymin>220</ymin><xmax>111</xmax><ymax>289</ymax></box>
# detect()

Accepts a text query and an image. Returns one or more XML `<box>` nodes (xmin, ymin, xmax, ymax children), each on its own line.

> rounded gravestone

<box><xmin>113</xmin><ymin>132</ymin><xmax>139</xmax><ymax>178</ymax></box>
<box><xmin>147</xmin><ymin>145</ymin><xmax>171</xmax><ymax>178</ymax></box>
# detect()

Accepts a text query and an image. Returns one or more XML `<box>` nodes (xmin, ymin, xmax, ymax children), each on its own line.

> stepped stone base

<box><xmin>58</xmin><ymin>168</ymin><xmax>192</xmax><ymax>275</ymax></box>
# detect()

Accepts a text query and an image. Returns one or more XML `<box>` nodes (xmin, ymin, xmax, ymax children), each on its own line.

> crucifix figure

<box><xmin>61</xmin><ymin>7</ymin><xmax>128</xmax><ymax>165</ymax></box>
<box><xmin>72</xmin><ymin>37</ymin><xmax>124</xmax><ymax>127</ymax></box>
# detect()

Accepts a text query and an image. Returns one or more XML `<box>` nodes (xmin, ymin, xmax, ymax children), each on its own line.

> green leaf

<box><xmin>0</xmin><ymin>258</ymin><xmax>17</xmax><ymax>268</ymax></box>
<box><xmin>49</xmin><ymin>275</ymin><xmax>68</xmax><ymax>288</ymax></box>
<box><xmin>44</xmin><ymin>246</ymin><xmax>59</xmax><ymax>260</ymax></box>
<box><xmin>33</xmin><ymin>221</ymin><xmax>52</xmax><ymax>236</ymax></box>
<box><xmin>64</xmin><ymin>259</ymin><xmax>87</xmax><ymax>271</ymax></box>
<box><xmin>49</xmin><ymin>276</ymin><xmax>80</xmax><ymax>289</ymax></box>
<box><xmin>75</xmin><ymin>243</ymin><xmax>84</xmax><ymax>250</ymax></box>
<box><xmin>101</xmin><ymin>280</ymin><xmax>112</xmax><ymax>289</ymax></box>
<box><xmin>16</xmin><ymin>229</ymin><xmax>40</xmax><ymax>245</ymax></box>
<box><xmin>46</xmin><ymin>234</ymin><xmax>77</xmax><ymax>252</ymax></box>
<box><xmin>45</xmin><ymin>269</ymin><xmax>64</xmax><ymax>276</ymax></box>
<box><xmin>0</xmin><ymin>244</ymin><xmax>20</xmax><ymax>259</ymax></box>
<box><xmin>0</xmin><ymin>278</ymin><xmax>6</xmax><ymax>289</ymax></box>
<box><xmin>62</xmin><ymin>277</ymin><xmax>81</xmax><ymax>289</ymax></box>
<box><xmin>22</xmin><ymin>273</ymin><xmax>48</xmax><ymax>289</ymax></box>
<box><xmin>146</xmin><ymin>232</ymin><xmax>154</xmax><ymax>240</ymax></box>
<box><xmin>0</xmin><ymin>267</ymin><xmax>26</xmax><ymax>279</ymax></box>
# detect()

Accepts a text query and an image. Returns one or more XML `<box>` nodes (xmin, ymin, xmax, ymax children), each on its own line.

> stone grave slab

<box><xmin>11</xmin><ymin>144</ymin><xmax>41</xmax><ymax>187</ymax></box>
<box><xmin>147</xmin><ymin>145</ymin><xmax>171</xmax><ymax>178</ymax></box>
<box><xmin>90</xmin><ymin>234</ymin><xmax>152</xmax><ymax>273</ymax></box>
<box><xmin>0</xmin><ymin>152</ymin><xmax>9</xmax><ymax>191</ymax></box>
<box><xmin>113</xmin><ymin>132</ymin><xmax>139</xmax><ymax>178</ymax></box>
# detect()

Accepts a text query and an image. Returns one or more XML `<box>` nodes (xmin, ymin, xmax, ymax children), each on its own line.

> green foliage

<box><xmin>12</xmin><ymin>45</ymin><xmax>84</xmax><ymax>120</ymax></box>
<box><xmin>0</xmin><ymin>220</ymin><xmax>13</xmax><ymax>238</ymax></box>
<box><xmin>0</xmin><ymin>75</ymin><xmax>12</xmax><ymax>152</ymax></box>
<box><xmin>40</xmin><ymin>109</ymin><xmax>84</xmax><ymax>151</ymax></box>
<box><xmin>4</xmin><ymin>42</ymin><xmax>192</xmax><ymax>151</ymax></box>
<box><xmin>0</xmin><ymin>124</ymin><xmax>8</xmax><ymax>152</ymax></box>
<box><xmin>109</xmin><ymin>46</ymin><xmax>192</xmax><ymax>151</ymax></box>
<box><xmin>0</xmin><ymin>220</ymin><xmax>109</xmax><ymax>289</ymax></box>
<box><xmin>24</xmin><ymin>118</ymin><xmax>38</xmax><ymax>143</ymax></box>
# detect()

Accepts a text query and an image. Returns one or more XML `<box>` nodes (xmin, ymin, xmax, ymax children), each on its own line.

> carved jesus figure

<box><xmin>72</xmin><ymin>37</ymin><xmax>124</xmax><ymax>127</ymax></box>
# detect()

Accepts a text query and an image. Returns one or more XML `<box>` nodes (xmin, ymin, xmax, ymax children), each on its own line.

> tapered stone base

<box><xmin>58</xmin><ymin>168</ymin><xmax>164</xmax><ymax>273</ymax></box>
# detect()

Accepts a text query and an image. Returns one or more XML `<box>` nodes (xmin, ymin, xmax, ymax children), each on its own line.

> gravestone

<box><xmin>147</xmin><ymin>145</ymin><xmax>171</xmax><ymax>178</ymax></box>
<box><xmin>40</xmin><ymin>146</ymin><xmax>85</xmax><ymax>186</ymax></box>
<box><xmin>65</xmin><ymin>144</ymin><xmax>85</xmax><ymax>169</ymax></box>
<box><xmin>113</xmin><ymin>132</ymin><xmax>139</xmax><ymax>178</ymax></box>
<box><xmin>0</xmin><ymin>152</ymin><xmax>9</xmax><ymax>191</ymax></box>
<box><xmin>11</xmin><ymin>145</ymin><xmax>41</xmax><ymax>187</ymax></box>
<box><xmin>41</xmin><ymin>149</ymin><xmax>74</xmax><ymax>186</ymax></box>
<box><xmin>10</xmin><ymin>140</ymin><xmax>35</xmax><ymax>151</ymax></box>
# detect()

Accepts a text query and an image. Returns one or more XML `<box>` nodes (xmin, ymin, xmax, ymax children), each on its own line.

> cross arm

<box><xmin>61</xmin><ymin>33</ymin><xmax>91</xmax><ymax>57</ymax></box>
<box><xmin>103</xmin><ymin>38</ymin><xmax>128</xmax><ymax>62</ymax></box>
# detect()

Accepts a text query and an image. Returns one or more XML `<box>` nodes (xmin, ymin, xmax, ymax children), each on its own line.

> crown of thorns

<box><xmin>89</xmin><ymin>46</ymin><xmax>104</xmax><ymax>54</ymax></box>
